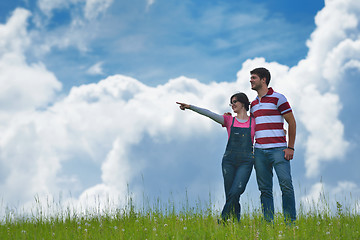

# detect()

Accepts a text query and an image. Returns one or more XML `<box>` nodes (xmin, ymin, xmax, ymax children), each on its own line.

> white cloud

<box><xmin>0</xmin><ymin>9</ymin><xmax>31</xmax><ymax>55</ymax></box>
<box><xmin>84</xmin><ymin>0</ymin><xmax>113</xmax><ymax>20</ymax></box>
<box><xmin>37</xmin><ymin>0</ymin><xmax>81</xmax><ymax>17</ymax></box>
<box><xmin>1</xmin><ymin>0</ymin><xmax>360</xmax><ymax>216</ymax></box>
<box><xmin>300</xmin><ymin>182</ymin><xmax>325</xmax><ymax>211</ymax></box>
<box><xmin>37</xmin><ymin>0</ymin><xmax>113</xmax><ymax>20</ymax></box>
<box><xmin>37</xmin><ymin>0</ymin><xmax>79</xmax><ymax>17</ymax></box>
<box><xmin>146</xmin><ymin>0</ymin><xmax>155</xmax><ymax>11</ymax></box>
<box><xmin>0</xmin><ymin>8</ymin><xmax>62</xmax><ymax>208</ymax></box>
<box><xmin>87</xmin><ymin>61</ymin><xmax>104</xmax><ymax>75</ymax></box>
<box><xmin>0</xmin><ymin>8</ymin><xmax>61</xmax><ymax>112</ymax></box>
<box><xmin>301</xmin><ymin>181</ymin><xmax>360</xmax><ymax>214</ymax></box>
<box><xmin>323</xmin><ymin>39</ymin><xmax>360</xmax><ymax>87</ymax></box>
<box><xmin>32</xmin><ymin>0</ymin><xmax>115</xmax><ymax>55</ymax></box>
<box><xmin>281</xmin><ymin>0</ymin><xmax>360</xmax><ymax>177</ymax></box>
<box><xmin>0</xmin><ymin>73</ymin><xmax>233</xmax><ymax>215</ymax></box>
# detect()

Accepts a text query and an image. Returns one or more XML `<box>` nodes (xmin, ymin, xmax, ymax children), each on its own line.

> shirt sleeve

<box><xmin>277</xmin><ymin>94</ymin><xmax>292</xmax><ymax>115</ymax></box>
<box><xmin>189</xmin><ymin>105</ymin><xmax>224</xmax><ymax>125</ymax></box>
<box><xmin>222</xmin><ymin>114</ymin><xmax>233</xmax><ymax>128</ymax></box>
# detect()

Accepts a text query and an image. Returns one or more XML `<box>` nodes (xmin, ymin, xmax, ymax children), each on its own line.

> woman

<box><xmin>176</xmin><ymin>92</ymin><xmax>255</xmax><ymax>222</ymax></box>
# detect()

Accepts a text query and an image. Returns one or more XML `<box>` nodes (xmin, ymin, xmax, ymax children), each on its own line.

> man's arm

<box><xmin>283</xmin><ymin>111</ymin><xmax>296</xmax><ymax>160</ymax></box>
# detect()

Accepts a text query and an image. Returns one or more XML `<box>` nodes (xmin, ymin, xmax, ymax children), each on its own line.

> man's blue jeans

<box><xmin>254</xmin><ymin>147</ymin><xmax>296</xmax><ymax>222</ymax></box>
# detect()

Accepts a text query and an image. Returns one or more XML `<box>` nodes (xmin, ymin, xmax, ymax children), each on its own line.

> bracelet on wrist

<box><xmin>288</xmin><ymin>147</ymin><xmax>295</xmax><ymax>151</ymax></box>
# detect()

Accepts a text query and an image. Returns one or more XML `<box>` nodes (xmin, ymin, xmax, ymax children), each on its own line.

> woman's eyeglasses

<box><xmin>229</xmin><ymin>100</ymin><xmax>239</xmax><ymax>106</ymax></box>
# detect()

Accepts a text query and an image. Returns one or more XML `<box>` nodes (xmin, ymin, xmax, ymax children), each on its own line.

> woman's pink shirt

<box><xmin>222</xmin><ymin>115</ymin><xmax>256</xmax><ymax>143</ymax></box>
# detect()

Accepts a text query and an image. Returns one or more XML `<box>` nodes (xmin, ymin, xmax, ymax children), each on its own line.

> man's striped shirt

<box><xmin>250</xmin><ymin>87</ymin><xmax>292</xmax><ymax>149</ymax></box>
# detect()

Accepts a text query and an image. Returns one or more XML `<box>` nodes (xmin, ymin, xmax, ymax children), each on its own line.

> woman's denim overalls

<box><xmin>221</xmin><ymin>117</ymin><xmax>254</xmax><ymax>221</ymax></box>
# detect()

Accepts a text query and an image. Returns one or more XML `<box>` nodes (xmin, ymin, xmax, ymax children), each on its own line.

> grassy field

<box><xmin>1</xmin><ymin>198</ymin><xmax>359</xmax><ymax>239</ymax></box>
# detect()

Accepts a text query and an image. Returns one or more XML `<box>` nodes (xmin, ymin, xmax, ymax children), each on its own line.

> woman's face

<box><xmin>230</xmin><ymin>97</ymin><xmax>243</xmax><ymax>113</ymax></box>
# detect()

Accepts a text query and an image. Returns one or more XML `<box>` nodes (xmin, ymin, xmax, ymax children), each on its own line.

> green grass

<box><xmin>1</xmin><ymin>198</ymin><xmax>360</xmax><ymax>239</ymax></box>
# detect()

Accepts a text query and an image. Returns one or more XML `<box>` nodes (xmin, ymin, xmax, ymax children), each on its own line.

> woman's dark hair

<box><xmin>230</xmin><ymin>92</ymin><xmax>250</xmax><ymax>111</ymax></box>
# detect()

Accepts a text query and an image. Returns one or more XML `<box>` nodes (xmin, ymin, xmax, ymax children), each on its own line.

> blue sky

<box><xmin>1</xmin><ymin>0</ymin><xmax>323</xmax><ymax>90</ymax></box>
<box><xmin>0</xmin><ymin>0</ymin><xmax>360</xmax><ymax>216</ymax></box>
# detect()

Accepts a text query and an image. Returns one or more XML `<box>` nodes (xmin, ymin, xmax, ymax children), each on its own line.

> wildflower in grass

<box><xmin>164</xmin><ymin>224</ymin><xmax>168</xmax><ymax>227</ymax></box>
<box><xmin>114</xmin><ymin>226</ymin><xmax>118</xmax><ymax>230</ymax></box>
<box><xmin>317</xmin><ymin>221</ymin><xmax>320</xmax><ymax>225</ymax></box>
<box><xmin>21</xmin><ymin>230</ymin><xmax>26</xmax><ymax>234</ymax></box>
<box><xmin>153</xmin><ymin>227</ymin><xmax>156</xmax><ymax>231</ymax></box>
<box><xmin>85</xmin><ymin>229</ymin><xmax>88</xmax><ymax>233</ymax></box>
<box><xmin>326</xmin><ymin>232</ymin><xmax>330</xmax><ymax>235</ymax></box>
<box><xmin>122</xmin><ymin>228</ymin><xmax>125</xmax><ymax>232</ymax></box>
<box><xmin>183</xmin><ymin>227</ymin><xmax>187</xmax><ymax>230</ymax></box>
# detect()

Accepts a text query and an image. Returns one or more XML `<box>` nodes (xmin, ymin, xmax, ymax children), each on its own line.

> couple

<box><xmin>177</xmin><ymin>67</ymin><xmax>296</xmax><ymax>223</ymax></box>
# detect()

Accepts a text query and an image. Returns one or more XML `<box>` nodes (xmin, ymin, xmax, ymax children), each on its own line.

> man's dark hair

<box><xmin>250</xmin><ymin>67</ymin><xmax>271</xmax><ymax>85</ymax></box>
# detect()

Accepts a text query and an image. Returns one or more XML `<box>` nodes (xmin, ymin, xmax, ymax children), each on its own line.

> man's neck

<box><xmin>257</xmin><ymin>86</ymin><xmax>269</xmax><ymax>99</ymax></box>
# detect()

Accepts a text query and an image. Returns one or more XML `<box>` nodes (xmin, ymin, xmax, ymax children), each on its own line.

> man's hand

<box><xmin>283</xmin><ymin>148</ymin><xmax>294</xmax><ymax>161</ymax></box>
<box><xmin>223</xmin><ymin>112</ymin><xmax>232</xmax><ymax>116</ymax></box>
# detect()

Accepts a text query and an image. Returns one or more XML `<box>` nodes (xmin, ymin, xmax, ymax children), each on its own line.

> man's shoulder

<box><xmin>250</xmin><ymin>98</ymin><xmax>259</xmax><ymax>107</ymax></box>
<box><xmin>268</xmin><ymin>89</ymin><xmax>288</xmax><ymax>101</ymax></box>
<box><xmin>268</xmin><ymin>88</ymin><xmax>285</xmax><ymax>96</ymax></box>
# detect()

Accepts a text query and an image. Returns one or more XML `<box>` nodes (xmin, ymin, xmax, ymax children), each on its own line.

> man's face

<box><xmin>250</xmin><ymin>74</ymin><xmax>263</xmax><ymax>90</ymax></box>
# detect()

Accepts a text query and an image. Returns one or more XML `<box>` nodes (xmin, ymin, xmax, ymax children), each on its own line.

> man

<box><xmin>249</xmin><ymin>67</ymin><xmax>296</xmax><ymax>223</ymax></box>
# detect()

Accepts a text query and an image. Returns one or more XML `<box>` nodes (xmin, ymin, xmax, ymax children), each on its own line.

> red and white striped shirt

<box><xmin>250</xmin><ymin>87</ymin><xmax>292</xmax><ymax>149</ymax></box>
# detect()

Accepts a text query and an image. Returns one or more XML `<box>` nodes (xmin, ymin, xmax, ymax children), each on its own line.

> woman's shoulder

<box><xmin>222</xmin><ymin>114</ymin><xmax>233</xmax><ymax>127</ymax></box>
<box><xmin>223</xmin><ymin>114</ymin><xmax>233</xmax><ymax>119</ymax></box>
<box><xmin>223</xmin><ymin>114</ymin><xmax>234</xmax><ymax>123</ymax></box>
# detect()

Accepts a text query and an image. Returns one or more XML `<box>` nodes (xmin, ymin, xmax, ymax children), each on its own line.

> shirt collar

<box><xmin>266</xmin><ymin>87</ymin><xmax>274</xmax><ymax>96</ymax></box>
<box><xmin>256</xmin><ymin>87</ymin><xmax>274</xmax><ymax>100</ymax></box>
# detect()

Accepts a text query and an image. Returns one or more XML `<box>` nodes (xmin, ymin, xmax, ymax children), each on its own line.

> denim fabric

<box><xmin>254</xmin><ymin>147</ymin><xmax>296</xmax><ymax>222</ymax></box>
<box><xmin>220</xmin><ymin>117</ymin><xmax>254</xmax><ymax>222</ymax></box>
<box><xmin>221</xmin><ymin>150</ymin><xmax>254</xmax><ymax>221</ymax></box>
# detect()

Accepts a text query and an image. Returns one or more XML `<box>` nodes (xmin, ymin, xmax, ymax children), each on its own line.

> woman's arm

<box><xmin>176</xmin><ymin>102</ymin><xmax>224</xmax><ymax>125</ymax></box>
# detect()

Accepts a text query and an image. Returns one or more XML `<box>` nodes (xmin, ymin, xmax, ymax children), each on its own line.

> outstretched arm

<box><xmin>176</xmin><ymin>102</ymin><xmax>224</xmax><ymax>125</ymax></box>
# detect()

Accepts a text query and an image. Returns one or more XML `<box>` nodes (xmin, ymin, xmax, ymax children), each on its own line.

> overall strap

<box><xmin>230</xmin><ymin>117</ymin><xmax>235</xmax><ymax>128</ymax></box>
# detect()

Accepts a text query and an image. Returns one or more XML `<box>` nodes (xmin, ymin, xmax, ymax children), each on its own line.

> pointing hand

<box><xmin>176</xmin><ymin>102</ymin><xmax>190</xmax><ymax>110</ymax></box>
